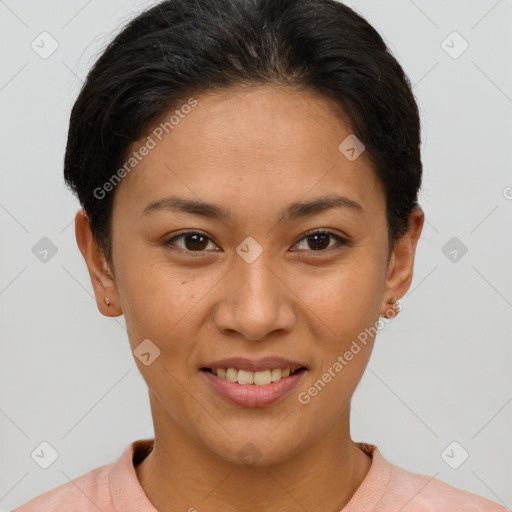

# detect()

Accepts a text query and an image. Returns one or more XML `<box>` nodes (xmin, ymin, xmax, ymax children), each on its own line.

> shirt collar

<box><xmin>109</xmin><ymin>438</ymin><xmax>391</xmax><ymax>512</ymax></box>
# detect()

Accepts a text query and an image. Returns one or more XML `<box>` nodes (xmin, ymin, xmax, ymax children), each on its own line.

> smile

<box><xmin>201</xmin><ymin>367</ymin><xmax>308</xmax><ymax>408</ymax></box>
<box><xmin>204</xmin><ymin>367</ymin><xmax>305</xmax><ymax>385</ymax></box>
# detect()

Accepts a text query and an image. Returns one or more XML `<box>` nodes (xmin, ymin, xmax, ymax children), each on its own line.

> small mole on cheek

<box><xmin>181</xmin><ymin>281</ymin><xmax>187</xmax><ymax>285</ymax></box>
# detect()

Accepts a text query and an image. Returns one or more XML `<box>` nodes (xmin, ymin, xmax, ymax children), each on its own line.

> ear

<box><xmin>74</xmin><ymin>209</ymin><xmax>122</xmax><ymax>317</ymax></box>
<box><xmin>381</xmin><ymin>206</ymin><xmax>425</xmax><ymax>316</ymax></box>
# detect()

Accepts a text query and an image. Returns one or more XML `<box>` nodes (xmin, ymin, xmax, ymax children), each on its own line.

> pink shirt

<box><xmin>13</xmin><ymin>439</ymin><xmax>507</xmax><ymax>511</ymax></box>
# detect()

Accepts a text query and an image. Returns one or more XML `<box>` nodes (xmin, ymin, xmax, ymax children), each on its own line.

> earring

<box><xmin>380</xmin><ymin>297</ymin><xmax>401</xmax><ymax>318</ymax></box>
<box><xmin>390</xmin><ymin>297</ymin><xmax>402</xmax><ymax>309</ymax></box>
<box><xmin>104</xmin><ymin>297</ymin><xmax>111</xmax><ymax>306</ymax></box>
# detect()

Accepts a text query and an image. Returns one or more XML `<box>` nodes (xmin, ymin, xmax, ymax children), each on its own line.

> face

<box><xmin>77</xmin><ymin>84</ymin><xmax>423</xmax><ymax>466</ymax></box>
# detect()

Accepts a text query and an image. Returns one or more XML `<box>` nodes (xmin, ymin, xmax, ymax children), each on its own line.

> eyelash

<box><xmin>163</xmin><ymin>229</ymin><xmax>352</xmax><ymax>256</ymax></box>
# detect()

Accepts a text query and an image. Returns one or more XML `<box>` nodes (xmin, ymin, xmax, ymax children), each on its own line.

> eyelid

<box><xmin>290</xmin><ymin>228</ymin><xmax>352</xmax><ymax>253</ymax></box>
<box><xmin>294</xmin><ymin>228</ymin><xmax>350</xmax><ymax>245</ymax></box>
<box><xmin>164</xmin><ymin>230</ymin><xmax>220</xmax><ymax>256</ymax></box>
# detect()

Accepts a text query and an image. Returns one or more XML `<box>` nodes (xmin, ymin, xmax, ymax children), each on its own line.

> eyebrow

<box><xmin>142</xmin><ymin>194</ymin><xmax>364</xmax><ymax>222</ymax></box>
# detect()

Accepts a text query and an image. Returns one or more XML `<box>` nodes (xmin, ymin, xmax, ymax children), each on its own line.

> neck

<box><xmin>136</xmin><ymin>396</ymin><xmax>372</xmax><ymax>512</ymax></box>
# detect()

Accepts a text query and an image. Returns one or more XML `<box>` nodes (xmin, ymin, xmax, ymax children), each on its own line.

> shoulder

<box><xmin>11</xmin><ymin>462</ymin><xmax>113</xmax><ymax>512</ymax></box>
<box><xmin>383</xmin><ymin>454</ymin><xmax>508</xmax><ymax>511</ymax></box>
<box><xmin>12</xmin><ymin>439</ymin><xmax>154</xmax><ymax>512</ymax></box>
<box><xmin>349</xmin><ymin>443</ymin><xmax>508</xmax><ymax>512</ymax></box>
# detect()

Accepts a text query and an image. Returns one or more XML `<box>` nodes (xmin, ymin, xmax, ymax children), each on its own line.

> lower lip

<box><xmin>201</xmin><ymin>368</ymin><xmax>307</xmax><ymax>408</ymax></box>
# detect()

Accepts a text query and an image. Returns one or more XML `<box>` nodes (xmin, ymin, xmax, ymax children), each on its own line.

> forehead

<box><xmin>113</xmin><ymin>84</ymin><xmax>385</xmax><ymax>221</ymax></box>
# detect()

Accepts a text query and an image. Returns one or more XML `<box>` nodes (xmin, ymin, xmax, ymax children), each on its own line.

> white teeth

<box><xmin>211</xmin><ymin>367</ymin><xmax>300</xmax><ymax>385</ymax></box>
<box><xmin>271</xmin><ymin>368</ymin><xmax>282</xmax><ymax>382</ymax></box>
<box><xmin>253</xmin><ymin>370</ymin><xmax>272</xmax><ymax>385</ymax></box>
<box><xmin>237</xmin><ymin>369</ymin><xmax>254</xmax><ymax>385</ymax></box>
<box><xmin>225</xmin><ymin>368</ymin><xmax>238</xmax><ymax>382</ymax></box>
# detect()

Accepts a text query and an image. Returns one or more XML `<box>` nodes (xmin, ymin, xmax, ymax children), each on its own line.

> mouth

<box><xmin>201</xmin><ymin>366</ymin><xmax>307</xmax><ymax>385</ymax></box>
<box><xmin>200</xmin><ymin>360</ymin><xmax>308</xmax><ymax>408</ymax></box>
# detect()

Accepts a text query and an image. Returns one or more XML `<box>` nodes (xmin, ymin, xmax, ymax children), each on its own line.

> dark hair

<box><xmin>64</xmin><ymin>0</ymin><xmax>422</xmax><ymax>266</ymax></box>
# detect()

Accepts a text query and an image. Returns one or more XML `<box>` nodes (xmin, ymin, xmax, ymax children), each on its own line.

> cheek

<box><xmin>116</xmin><ymin>238</ymin><xmax>249</xmax><ymax>365</ymax></box>
<box><xmin>117</xmin><ymin>254</ymin><xmax>224</xmax><ymax>358</ymax></box>
<box><xmin>303</xmin><ymin>255</ymin><xmax>384</xmax><ymax>339</ymax></box>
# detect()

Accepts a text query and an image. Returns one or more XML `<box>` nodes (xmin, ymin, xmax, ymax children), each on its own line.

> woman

<box><xmin>14</xmin><ymin>0</ymin><xmax>507</xmax><ymax>510</ymax></box>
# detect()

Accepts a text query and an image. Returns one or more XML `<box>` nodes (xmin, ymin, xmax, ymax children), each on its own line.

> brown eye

<box><xmin>306</xmin><ymin>232</ymin><xmax>330</xmax><ymax>250</ymax></box>
<box><xmin>164</xmin><ymin>231</ymin><xmax>218</xmax><ymax>253</ymax></box>
<box><xmin>293</xmin><ymin>230</ymin><xmax>350</xmax><ymax>252</ymax></box>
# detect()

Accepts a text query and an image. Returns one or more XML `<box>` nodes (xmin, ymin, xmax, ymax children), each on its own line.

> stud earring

<box><xmin>104</xmin><ymin>297</ymin><xmax>111</xmax><ymax>306</ymax></box>
<box><xmin>380</xmin><ymin>297</ymin><xmax>401</xmax><ymax>318</ymax></box>
<box><xmin>388</xmin><ymin>297</ymin><xmax>402</xmax><ymax>309</ymax></box>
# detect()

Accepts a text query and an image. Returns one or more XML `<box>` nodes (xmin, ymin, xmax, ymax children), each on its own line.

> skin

<box><xmin>75</xmin><ymin>84</ymin><xmax>424</xmax><ymax>512</ymax></box>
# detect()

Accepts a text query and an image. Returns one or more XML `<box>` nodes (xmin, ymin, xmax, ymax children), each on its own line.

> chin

<box><xmin>200</xmin><ymin>428</ymin><xmax>308</xmax><ymax>468</ymax></box>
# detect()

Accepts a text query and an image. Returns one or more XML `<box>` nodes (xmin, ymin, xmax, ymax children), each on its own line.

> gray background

<box><xmin>1</xmin><ymin>0</ymin><xmax>511</xmax><ymax>510</ymax></box>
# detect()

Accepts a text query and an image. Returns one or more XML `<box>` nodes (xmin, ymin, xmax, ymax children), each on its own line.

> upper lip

<box><xmin>201</xmin><ymin>357</ymin><xmax>307</xmax><ymax>372</ymax></box>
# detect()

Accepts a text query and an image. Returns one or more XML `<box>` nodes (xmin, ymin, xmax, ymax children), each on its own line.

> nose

<box><xmin>213</xmin><ymin>252</ymin><xmax>297</xmax><ymax>341</ymax></box>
